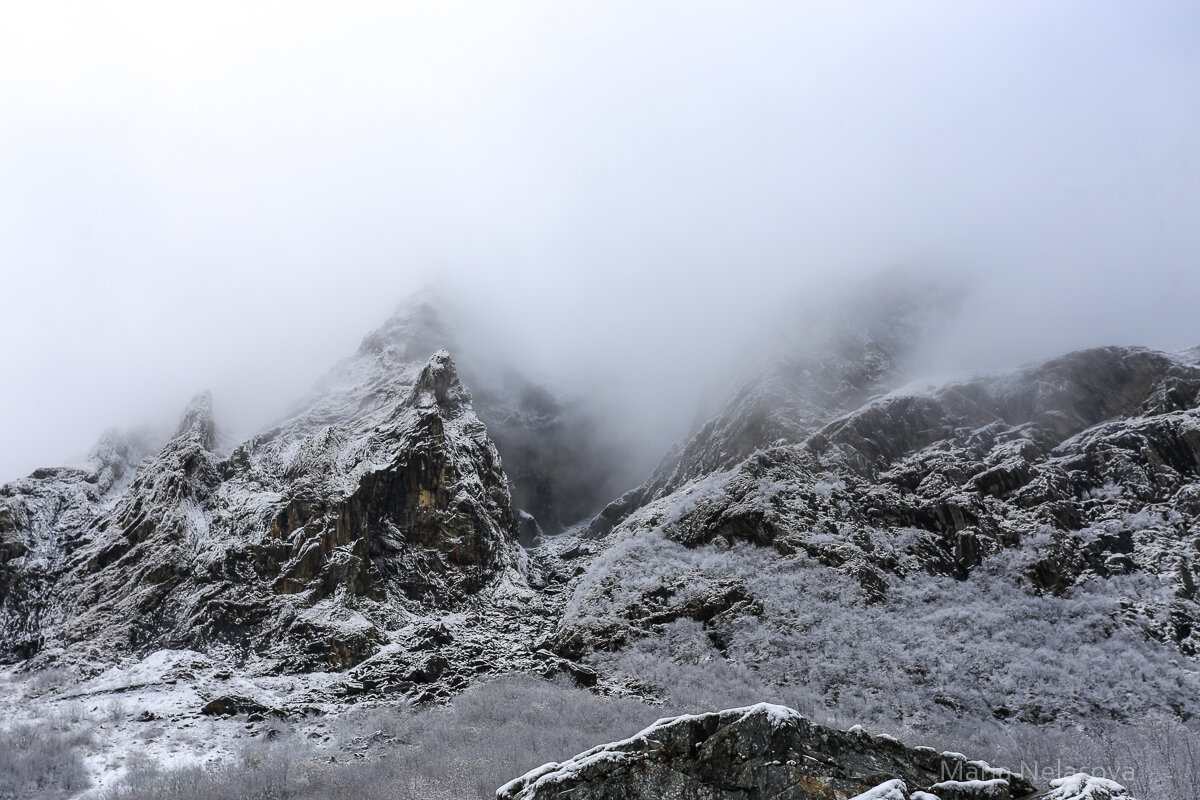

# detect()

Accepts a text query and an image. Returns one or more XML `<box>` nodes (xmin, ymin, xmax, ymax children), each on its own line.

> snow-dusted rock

<box><xmin>556</xmin><ymin>338</ymin><xmax>1200</xmax><ymax>725</ymax></box>
<box><xmin>1031</xmin><ymin>774</ymin><xmax>1135</xmax><ymax>800</ymax></box>
<box><xmin>853</xmin><ymin>780</ymin><xmax>911</xmax><ymax>800</ymax></box>
<box><xmin>587</xmin><ymin>274</ymin><xmax>953</xmax><ymax>539</ymax></box>
<box><xmin>496</xmin><ymin>703</ymin><xmax>1035</xmax><ymax>800</ymax></box>
<box><xmin>0</xmin><ymin>335</ymin><xmax>529</xmax><ymax>677</ymax></box>
<box><xmin>0</xmin><ymin>286</ymin><xmax>1194</xmax><ymax>795</ymax></box>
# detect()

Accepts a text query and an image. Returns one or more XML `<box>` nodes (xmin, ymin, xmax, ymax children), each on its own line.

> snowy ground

<box><xmin>0</xmin><ymin>650</ymin><xmax>348</xmax><ymax>797</ymax></box>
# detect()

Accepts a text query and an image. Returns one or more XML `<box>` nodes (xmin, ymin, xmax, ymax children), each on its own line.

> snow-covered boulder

<box><xmin>496</xmin><ymin>703</ymin><xmax>1036</xmax><ymax>800</ymax></box>
<box><xmin>1032</xmin><ymin>774</ymin><xmax>1135</xmax><ymax>800</ymax></box>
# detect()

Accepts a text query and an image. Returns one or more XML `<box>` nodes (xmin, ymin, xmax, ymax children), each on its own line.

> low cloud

<box><xmin>1</xmin><ymin>1</ymin><xmax>1198</xmax><ymax>481</ymax></box>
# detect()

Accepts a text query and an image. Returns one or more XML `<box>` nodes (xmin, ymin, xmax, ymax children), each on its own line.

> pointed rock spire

<box><xmin>174</xmin><ymin>391</ymin><xmax>216</xmax><ymax>450</ymax></box>
<box><xmin>410</xmin><ymin>350</ymin><xmax>471</xmax><ymax>412</ymax></box>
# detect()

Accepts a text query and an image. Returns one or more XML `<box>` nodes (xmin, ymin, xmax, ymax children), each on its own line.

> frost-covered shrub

<box><xmin>80</xmin><ymin>667</ymin><xmax>1200</xmax><ymax>800</ymax></box>
<box><xmin>0</xmin><ymin>723</ymin><xmax>91</xmax><ymax>800</ymax></box>
<box><xmin>94</xmin><ymin>674</ymin><xmax>662</xmax><ymax>800</ymax></box>
<box><xmin>567</xmin><ymin>524</ymin><xmax>1200</xmax><ymax>799</ymax></box>
<box><xmin>938</xmin><ymin>714</ymin><xmax>1200</xmax><ymax>800</ymax></box>
<box><xmin>573</xmin><ymin>529</ymin><xmax>1200</xmax><ymax>729</ymax></box>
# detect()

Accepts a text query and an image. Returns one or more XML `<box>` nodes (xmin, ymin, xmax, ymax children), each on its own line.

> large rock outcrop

<box><xmin>362</xmin><ymin>297</ymin><xmax>641</xmax><ymax>535</ymax></box>
<box><xmin>0</xmin><ymin>298</ymin><xmax>650</xmax><ymax>700</ymax></box>
<box><xmin>498</xmin><ymin>703</ymin><xmax>1128</xmax><ymax>800</ymax></box>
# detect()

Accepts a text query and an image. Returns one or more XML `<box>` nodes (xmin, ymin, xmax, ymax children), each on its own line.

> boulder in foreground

<box><xmin>496</xmin><ymin>704</ymin><xmax>1135</xmax><ymax>800</ymax></box>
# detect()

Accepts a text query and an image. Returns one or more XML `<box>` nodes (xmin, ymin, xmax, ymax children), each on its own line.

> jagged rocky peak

<box><xmin>498</xmin><ymin>703</ymin><xmax>1129</xmax><ymax>800</ymax></box>
<box><xmin>0</xmin><ymin>339</ymin><xmax>529</xmax><ymax>675</ymax></box>
<box><xmin>410</xmin><ymin>348</ymin><xmax>470</xmax><ymax>411</ymax></box>
<box><xmin>325</xmin><ymin>294</ymin><xmax>636</xmax><ymax>535</ymax></box>
<box><xmin>174</xmin><ymin>390</ymin><xmax>217</xmax><ymax>449</ymax></box>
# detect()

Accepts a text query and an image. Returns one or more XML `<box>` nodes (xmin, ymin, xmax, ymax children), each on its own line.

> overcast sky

<box><xmin>1</xmin><ymin>1</ymin><xmax>1199</xmax><ymax>482</ymax></box>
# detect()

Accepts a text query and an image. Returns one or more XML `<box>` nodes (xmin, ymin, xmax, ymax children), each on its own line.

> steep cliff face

<box><xmin>472</xmin><ymin>374</ymin><xmax>634</xmax><ymax>537</ymax></box>
<box><xmin>0</xmin><ymin>427</ymin><xmax>160</xmax><ymax>661</ymax></box>
<box><xmin>359</xmin><ymin>298</ymin><xmax>638</xmax><ymax>535</ymax></box>
<box><xmin>0</xmin><ymin>346</ymin><xmax>526</xmax><ymax>674</ymax></box>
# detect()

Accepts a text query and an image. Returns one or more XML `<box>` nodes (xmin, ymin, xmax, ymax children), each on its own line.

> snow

<box><xmin>735</xmin><ymin>702</ymin><xmax>804</xmax><ymax>729</ymax></box>
<box><xmin>850</xmin><ymin>779</ymin><xmax>908</xmax><ymax>800</ymax></box>
<box><xmin>495</xmin><ymin>762</ymin><xmax>560</xmax><ymax>797</ymax></box>
<box><xmin>1042</xmin><ymin>773</ymin><xmax>1133</xmax><ymax>800</ymax></box>
<box><xmin>812</xmin><ymin>474</ymin><xmax>846</xmax><ymax>497</ymax></box>
<box><xmin>0</xmin><ymin>648</ymin><xmax>346</xmax><ymax>796</ymax></box>
<box><xmin>523</xmin><ymin>749</ymin><xmax>636</xmax><ymax>796</ymax></box>
<box><xmin>929</xmin><ymin>778</ymin><xmax>1010</xmax><ymax>797</ymax></box>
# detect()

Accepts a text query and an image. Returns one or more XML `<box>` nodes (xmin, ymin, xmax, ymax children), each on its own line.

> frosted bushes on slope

<box><xmin>15</xmin><ymin>667</ymin><xmax>1193</xmax><ymax>800</ymax></box>
<box><xmin>0</xmin><ymin>722</ymin><xmax>91</xmax><ymax>800</ymax></box>
<box><xmin>90</xmin><ymin>674</ymin><xmax>663</xmax><ymax>800</ymax></box>
<box><xmin>572</xmin><ymin>529</ymin><xmax>1200</xmax><ymax>728</ymax></box>
<box><xmin>570</xmin><ymin>530</ymin><xmax>1200</xmax><ymax>798</ymax></box>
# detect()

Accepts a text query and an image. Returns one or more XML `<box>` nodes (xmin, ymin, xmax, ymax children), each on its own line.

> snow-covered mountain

<box><xmin>554</xmin><ymin>342</ymin><xmax>1200</xmax><ymax>729</ymax></box>
<box><xmin>0</xmin><ymin>344</ymin><xmax>526</xmax><ymax>670</ymax></box>
<box><xmin>1</xmin><ymin>285</ymin><xmax>1196</xmax><ymax>798</ymax></box>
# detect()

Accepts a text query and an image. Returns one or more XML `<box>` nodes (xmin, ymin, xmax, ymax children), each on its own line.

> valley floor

<box><xmin>2</xmin><ymin>649</ymin><xmax>1199</xmax><ymax>800</ymax></box>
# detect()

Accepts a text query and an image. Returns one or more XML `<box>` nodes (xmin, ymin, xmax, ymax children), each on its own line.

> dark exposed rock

<box><xmin>200</xmin><ymin>695</ymin><xmax>279</xmax><ymax>718</ymax></box>
<box><xmin>532</xmin><ymin>648</ymin><xmax>599</xmax><ymax>687</ymax></box>
<box><xmin>473</xmin><ymin>376</ymin><xmax>637</xmax><ymax>535</ymax></box>
<box><xmin>361</xmin><ymin>298</ymin><xmax>640</xmax><ymax>534</ymax></box>
<box><xmin>497</xmin><ymin>703</ymin><xmax>1041</xmax><ymax>800</ymax></box>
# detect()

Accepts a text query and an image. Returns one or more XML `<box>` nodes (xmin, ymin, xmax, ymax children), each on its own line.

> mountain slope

<box><xmin>587</xmin><ymin>274</ymin><xmax>961</xmax><ymax>537</ymax></box>
<box><xmin>552</xmin><ymin>342</ymin><xmax>1200</xmax><ymax>730</ymax></box>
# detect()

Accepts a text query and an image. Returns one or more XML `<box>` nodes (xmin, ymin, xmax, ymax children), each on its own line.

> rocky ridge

<box><xmin>0</xmin><ymin>298</ymin><xmax>641</xmax><ymax>712</ymax></box>
<box><xmin>544</xmin><ymin>338</ymin><xmax>1200</xmax><ymax>725</ymax></box>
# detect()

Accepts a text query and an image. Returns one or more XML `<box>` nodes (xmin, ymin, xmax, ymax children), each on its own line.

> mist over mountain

<box><xmin>2</xmin><ymin>1</ymin><xmax>1199</xmax><ymax>484</ymax></box>
<box><xmin>3</xmin><ymin>3</ymin><xmax>1200</xmax><ymax>800</ymax></box>
<box><xmin>4</xmin><ymin>273</ymin><xmax>1200</xmax><ymax>797</ymax></box>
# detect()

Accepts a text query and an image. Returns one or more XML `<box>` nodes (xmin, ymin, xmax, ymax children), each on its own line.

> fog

<box><xmin>1</xmin><ymin>1</ymin><xmax>1199</xmax><ymax>483</ymax></box>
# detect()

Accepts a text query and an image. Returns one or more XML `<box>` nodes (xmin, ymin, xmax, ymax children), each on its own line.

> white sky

<box><xmin>2</xmin><ymin>1</ymin><xmax>1199</xmax><ymax>481</ymax></box>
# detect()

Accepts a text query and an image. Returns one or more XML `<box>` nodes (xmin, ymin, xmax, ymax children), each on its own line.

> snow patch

<box><xmin>1042</xmin><ymin>773</ymin><xmax>1134</xmax><ymax>800</ymax></box>
<box><xmin>851</xmin><ymin>779</ymin><xmax>908</xmax><ymax>800</ymax></box>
